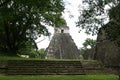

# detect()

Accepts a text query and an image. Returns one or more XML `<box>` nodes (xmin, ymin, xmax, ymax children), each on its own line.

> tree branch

<box><xmin>0</xmin><ymin>0</ymin><xmax>11</xmax><ymax>7</ymax></box>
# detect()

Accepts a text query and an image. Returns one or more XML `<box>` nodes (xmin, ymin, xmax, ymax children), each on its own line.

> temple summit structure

<box><xmin>44</xmin><ymin>25</ymin><xmax>82</xmax><ymax>59</ymax></box>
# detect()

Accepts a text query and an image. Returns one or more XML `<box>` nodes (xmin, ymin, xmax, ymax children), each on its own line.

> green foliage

<box><xmin>76</xmin><ymin>0</ymin><xmax>120</xmax><ymax>35</ymax></box>
<box><xmin>105</xmin><ymin>3</ymin><xmax>120</xmax><ymax>41</ymax></box>
<box><xmin>79</xmin><ymin>38</ymin><xmax>96</xmax><ymax>54</ymax></box>
<box><xmin>18</xmin><ymin>41</ymin><xmax>37</xmax><ymax>58</ymax></box>
<box><xmin>38</xmin><ymin>48</ymin><xmax>45</xmax><ymax>58</ymax></box>
<box><xmin>0</xmin><ymin>75</ymin><xmax>118</xmax><ymax>80</ymax></box>
<box><xmin>83</xmin><ymin>38</ymin><xmax>96</xmax><ymax>49</ymax></box>
<box><xmin>0</xmin><ymin>0</ymin><xmax>65</xmax><ymax>55</ymax></box>
<box><xmin>79</xmin><ymin>48</ymin><xmax>86</xmax><ymax>54</ymax></box>
<box><xmin>109</xmin><ymin>3</ymin><xmax>120</xmax><ymax>22</ymax></box>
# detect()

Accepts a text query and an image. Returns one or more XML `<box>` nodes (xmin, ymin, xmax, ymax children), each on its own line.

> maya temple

<box><xmin>44</xmin><ymin>25</ymin><xmax>82</xmax><ymax>59</ymax></box>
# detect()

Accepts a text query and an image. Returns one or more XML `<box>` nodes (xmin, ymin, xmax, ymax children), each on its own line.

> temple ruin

<box><xmin>44</xmin><ymin>25</ymin><xmax>81</xmax><ymax>59</ymax></box>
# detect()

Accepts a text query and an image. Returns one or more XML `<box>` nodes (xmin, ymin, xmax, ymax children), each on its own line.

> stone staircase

<box><xmin>81</xmin><ymin>61</ymin><xmax>105</xmax><ymax>74</ymax></box>
<box><xmin>6</xmin><ymin>60</ymin><xmax>85</xmax><ymax>75</ymax></box>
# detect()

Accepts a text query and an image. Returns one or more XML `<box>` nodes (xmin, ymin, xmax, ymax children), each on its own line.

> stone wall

<box><xmin>0</xmin><ymin>61</ymin><xmax>7</xmax><ymax>74</ymax></box>
<box><xmin>95</xmin><ymin>28</ymin><xmax>120</xmax><ymax>67</ymax></box>
<box><xmin>0</xmin><ymin>60</ymin><xmax>110</xmax><ymax>75</ymax></box>
<box><xmin>83</xmin><ymin>48</ymin><xmax>95</xmax><ymax>60</ymax></box>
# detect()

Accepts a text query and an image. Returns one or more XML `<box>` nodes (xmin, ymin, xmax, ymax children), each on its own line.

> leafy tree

<box><xmin>38</xmin><ymin>48</ymin><xmax>45</xmax><ymax>58</ymax></box>
<box><xmin>104</xmin><ymin>3</ymin><xmax>120</xmax><ymax>41</ymax></box>
<box><xmin>79</xmin><ymin>48</ymin><xmax>86</xmax><ymax>54</ymax></box>
<box><xmin>80</xmin><ymin>38</ymin><xmax>96</xmax><ymax>54</ymax></box>
<box><xmin>83</xmin><ymin>38</ymin><xmax>96</xmax><ymax>49</ymax></box>
<box><xmin>0</xmin><ymin>0</ymin><xmax>65</xmax><ymax>55</ymax></box>
<box><xmin>18</xmin><ymin>41</ymin><xmax>37</xmax><ymax>58</ymax></box>
<box><xmin>76</xmin><ymin>0</ymin><xmax>120</xmax><ymax>35</ymax></box>
<box><xmin>77</xmin><ymin>0</ymin><xmax>120</xmax><ymax>78</ymax></box>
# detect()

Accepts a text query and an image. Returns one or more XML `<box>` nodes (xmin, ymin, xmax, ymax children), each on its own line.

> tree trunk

<box><xmin>119</xmin><ymin>75</ymin><xmax>120</xmax><ymax>80</ymax></box>
<box><xmin>4</xmin><ymin>20</ymin><xmax>18</xmax><ymax>55</ymax></box>
<box><xmin>118</xmin><ymin>70</ymin><xmax>120</xmax><ymax>80</ymax></box>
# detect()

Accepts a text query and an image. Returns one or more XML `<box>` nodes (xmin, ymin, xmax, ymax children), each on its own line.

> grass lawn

<box><xmin>0</xmin><ymin>55</ymin><xmax>45</xmax><ymax>60</ymax></box>
<box><xmin>0</xmin><ymin>75</ymin><xmax>118</xmax><ymax>80</ymax></box>
<box><xmin>0</xmin><ymin>56</ymin><xmax>97</xmax><ymax>62</ymax></box>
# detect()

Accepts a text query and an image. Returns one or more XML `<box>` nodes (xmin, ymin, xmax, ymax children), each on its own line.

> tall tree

<box><xmin>77</xmin><ymin>0</ymin><xmax>120</xmax><ymax>78</ymax></box>
<box><xmin>83</xmin><ymin>38</ymin><xmax>96</xmax><ymax>49</ymax></box>
<box><xmin>79</xmin><ymin>38</ymin><xmax>96</xmax><ymax>59</ymax></box>
<box><xmin>0</xmin><ymin>0</ymin><xmax>65</xmax><ymax>55</ymax></box>
<box><xmin>104</xmin><ymin>3</ymin><xmax>120</xmax><ymax>41</ymax></box>
<box><xmin>80</xmin><ymin>38</ymin><xmax>96</xmax><ymax>54</ymax></box>
<box><xmin>76</xmin><ymin>0</ymin><xmax>119</xmax><ymax>35</ymax></box>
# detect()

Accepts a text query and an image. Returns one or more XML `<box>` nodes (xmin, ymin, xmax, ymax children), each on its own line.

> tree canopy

<box><xmin>104</xmin><ymin>3</ymin><xmax>120</xmax><ymax>41</ymax></box>
<box><xmin>79</xmin><ymin>38</ymin><xmax>96</xmax><ymax>54</ymax></box>
<box><xmin>0</xmin><ymin>0</ymin><xmax>65</xmax><ymax>55</ymax></box>
<box><xmin>76</xmin><ymin>0</ymin><xmax>120</xmax><ymax>36</ymax></box>
<box><xmin>83</xmin><ymin>38</ymin><xmax>96</xmax><ymax>49</ymax></box>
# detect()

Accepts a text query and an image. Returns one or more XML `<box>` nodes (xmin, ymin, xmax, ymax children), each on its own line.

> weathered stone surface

<box><xmin>0</xmin><ymin>61</ymin><xmax>7</xmax><ymax>68</ymax></box>
<box><xmin>95</xmin><ymin>27</ymin><xmax>120</xmax><ymax>67</ymax></box>
<box><xmin>0</xmin><ymin>60</ymin><xmax>114</xmax><ymax>75</ymax></box>
<box><xmin>0</xmin><ymin>61</ymin><xmax>8</xmax><ymax>74</ymax></box>
<box><xmin>6</xmin><ymin>60</ymin><xmax>85</xmax><ymax>75</ymax></box>
<box><xmin>45</xmin><ymin>33</ymin><xmax>81</xmax><ymax>59</ymax></box>
<box><xmin>83</xmin><ymin>48</ymin><xmax>95</xmax><ymax>60</ymax></box>
<box><xmin>0</xmin><ymin>60</ymin><xmax>110</xmax><ymax>75</ymax></box>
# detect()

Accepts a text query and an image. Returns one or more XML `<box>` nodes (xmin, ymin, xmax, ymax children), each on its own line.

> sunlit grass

<box><xmin>0</xmin><ymin>75</ymin><xmax>118</xmax><ymax>80</ymax></box>
<box><xmin>0</xmin><ymin>54</ymin><xmax>43</xmax><ymax>60</ymax></box>
<box><xmin>0</xmin><ymin>55</ymin><xmax>97</xmax><ymax>62</ymax></box>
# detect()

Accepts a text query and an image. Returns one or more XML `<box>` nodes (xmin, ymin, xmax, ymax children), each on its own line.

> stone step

<box><xmin>7</xmin><ymin>69</ymin><xmax>85</xmax><ymax>75</ymax></box>
<box><xmin>7</xmin><ymin>72</ymin><xmax>85</xmax><ymax>75</ymax></box>
<box><xmin>8</xmin><ymin>67</ymin><xmax>84</xmax><ymax>69</ymax></box>
<box><xmin>6</xmin><ymin>60</ymin><xmax>85</xmax><ymax>75</ymax></box>
<box><xmin>7</xmin><ymin>61</ymin><xmax>82</xmax><ymax>64</ymax></box>
<box><xmin>1</xmin><ymin>60</ymin><xmax>109</xmax><ymax>75</ymax></box>
<box><xmin>7</xmin><ymin>69</ymin><xmax>84</xmax><ymax>72</ymax></box>
<box><xmin>8</xmin><ymin>64</ymin><xmax>83</xmax><ymax>66</ymax></box>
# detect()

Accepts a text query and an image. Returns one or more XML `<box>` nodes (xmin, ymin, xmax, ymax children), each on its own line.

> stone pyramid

<box><xmin>44</xmin><ymin>25</ymin><xmax>81</xmax><ymax>59</ymax></box>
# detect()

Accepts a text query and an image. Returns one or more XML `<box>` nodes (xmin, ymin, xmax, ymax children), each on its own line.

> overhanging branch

<box><xmin>0</xmin><ymin>0</ymin><xmax>11</xmax><ymax>7</ymax></box>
